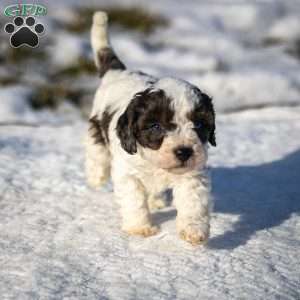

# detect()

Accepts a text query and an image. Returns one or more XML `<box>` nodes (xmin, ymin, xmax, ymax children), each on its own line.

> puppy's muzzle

<box><xmin>174</xmin><ymin>146</ymin><xmax>193</xmax><ymax>162</ymax></box>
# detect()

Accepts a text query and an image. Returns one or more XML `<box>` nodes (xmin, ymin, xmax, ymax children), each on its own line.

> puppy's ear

<box><xmin>193</xmin><ymin>88</ymin><xmax>217</xmax><ymax>147</ymax></box>
<box><xmin>116</xmin><ymin>110</ymin><xmax>137</xmax><ymax>155</ymax></box>
<box><xmin>206</xmin><ymin>97</ymin><xmax>216</xmax><ymax>147</ymax></box>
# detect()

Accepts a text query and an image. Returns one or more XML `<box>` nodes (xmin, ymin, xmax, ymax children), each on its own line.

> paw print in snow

<box><xmin>4</xmin><ymin>16</ymin><xmax>45</xmax><ymax>48</ymax></box>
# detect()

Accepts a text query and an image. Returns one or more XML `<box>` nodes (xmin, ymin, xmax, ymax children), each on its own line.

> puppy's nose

<box><xmin>174</xmin><ymin>146</ymin><xmax>193</xmax><ymax>162</ymax></box>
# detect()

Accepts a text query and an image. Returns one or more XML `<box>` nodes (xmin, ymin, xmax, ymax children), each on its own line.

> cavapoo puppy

<box><xmin>85</xmin><ymin>12</ymin><xmax>216</xmax><ymax>245</ymax></box>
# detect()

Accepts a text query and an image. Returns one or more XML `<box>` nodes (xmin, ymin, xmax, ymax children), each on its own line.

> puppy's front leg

<box><xmin>114</xmin><ymin>175</ymin><xmax>158</xmax><ymax>237</ymax></box>
<box><xmin>173</xmin><ymin>174</ymin><xmax>211</xmax><ymax>245</ymax></box>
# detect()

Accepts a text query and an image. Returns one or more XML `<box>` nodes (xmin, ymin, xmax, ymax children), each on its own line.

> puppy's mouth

<box><xmin>173</xmin><ymin>161</ymin><xmax>189</xmax><ymax>169</ymax></box>
<box><xmin>164</xmin><ymin>161</ymin><xmax>193</xmax><ymax>174</ymax></box>
<box><xmin>163</xmin><ymin>157</ymin><xmax>206</xmax><ymax>174</ymax></box>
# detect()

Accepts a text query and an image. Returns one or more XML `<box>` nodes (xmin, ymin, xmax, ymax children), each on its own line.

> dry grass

<box><xmin>66</xmin><ymin>6</ymin><xmax>168</xmax><ymax>34</ymax></box>
<box><xmin>29</xmin><ymin>84</ymin><xmax>83</xmax><ymax>109</ymax></box>
<box><xmin>54</xmin><ymin>58</ymin><xmax>97</xmax><ymax>77</ymax></box>
<box><xmin>0</xmin><ymin>77</ymin><xmax>18</xmax><ymax>86</ymax></box>
<box><xmin>285</xmin><ymin>39</ymin><xmax>300</xmax><ymax>60</ymax></box>
<box><xmin>6</xmin><ymin>46</ymin><xmax>47</xmax><ymax>63</ymax></box>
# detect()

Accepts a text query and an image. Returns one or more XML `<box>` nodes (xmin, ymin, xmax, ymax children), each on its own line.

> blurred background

<box><xmin>0</xmin><ymin>0</ymin><xmax>300</xmax><ymax>124</ymax></box>
<box><xmin>1</xmin><ymin>3</ymin><xmax>300</xmax><ymax>298</ymax></box>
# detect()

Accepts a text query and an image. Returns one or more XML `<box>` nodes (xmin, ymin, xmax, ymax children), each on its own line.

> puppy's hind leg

<box><xmin>85</xmin><ymin>116</ymin><xmax>111</xmax><ymax>188</ymax></box>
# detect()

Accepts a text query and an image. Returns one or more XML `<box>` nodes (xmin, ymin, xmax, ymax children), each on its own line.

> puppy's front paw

<box><xmin>124</xmin><ymin>225</ymin><xmax>159</xmax><ymax>237</ymax></box>
<box><xmin>177</xmin><ymin>222</ymin><xmax>209</xmax><ymax>245</ymax></box>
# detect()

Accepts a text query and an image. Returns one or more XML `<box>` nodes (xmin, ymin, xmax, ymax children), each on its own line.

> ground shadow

<box><xmin>152</xmin><ymin>209</ymin><xmax>176</xmax><ymax>227</ymax></box>
<box><xmin>208</xmin><ymin>149</ymin><xmax>300</xmax><ymax>250</ymax></box>
<box><xmin>152</xmin><ymin>189</ymin><xmax>177</xmax><ymax>226</ymax></box>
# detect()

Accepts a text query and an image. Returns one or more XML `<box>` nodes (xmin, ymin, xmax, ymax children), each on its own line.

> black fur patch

<box><xmin>97</xmin><ymin>47</ymin><xmax>126</xmax><ymax>77</ymax></box>
<box><xmin>89</xmin><ymin>115</ymin><xmax>105</xmax><ymax>144</ymax></box>
<box><xmin>187</xmin><ymin>87</ymin><xmax>216</xmax><ymax>146</ymax></box>
<box><xmin>116</xmin><ymin>88</ymin><xmax>175</xmax><ymax>154</ymax></box>
<box><xmin>89</xmin><ymin>109</ymin><xmax>115</xmax><ymax>145</ymax></box>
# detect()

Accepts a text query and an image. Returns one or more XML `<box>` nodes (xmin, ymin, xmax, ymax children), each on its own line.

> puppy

<box><xmin>85</xmin><ymin>12</ymin><xmax>216</xmax><ymax>245</ymax></box>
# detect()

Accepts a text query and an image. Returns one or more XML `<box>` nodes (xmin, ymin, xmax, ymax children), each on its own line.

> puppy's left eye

<box><xmin>194</xmin><ymin>121</ymin><xmax>204</xmax><ymax>129</ymax></box>
<box><xmin>147</xmin><ymin>123</ymin><xmax>162</xmax><ymax>132</ymax></box>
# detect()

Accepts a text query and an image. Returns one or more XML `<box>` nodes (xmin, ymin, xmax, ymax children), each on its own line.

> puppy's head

<box><xmin>116</xmin><ymin>78</ymin><xmax>216</xmax><ymax>174</ymax></box>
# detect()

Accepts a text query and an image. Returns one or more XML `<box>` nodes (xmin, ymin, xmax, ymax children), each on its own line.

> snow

<box><xmin>0</xmin><ymin>86</ymin><xmax>81</xmax><ymax>125</ymax></box>
<box><xmin>1</xmin><ymin>0</ymin><xmax>300</xmax><ymax>299</ymax></box>
<box><xmin>0</xmin><ymin>86</ymin><xmax>33</xmax><ymax>122</ymax></box>
<box><xmin>197</xmin><ymin>70</ymin><xmax>300</xmax><ymax>112</ymax></box>
<box><xmin>105</xmin><ymin>1</ymin><xmax>300</xmax><ymax>113</ymax></box>
<box><xmin>267</xmin><ymin>15</ymin><xmax>300</xmax><ymax>43</ymax></box>
<box><xmin>0</xmin><ymin>108</ymin><xmax>299</xmax><ymax>299</ymax></box>
<box><xmin>49</xmin><ymin>32</ymin><xmax>91</xmax><ymax>69</ymax></box>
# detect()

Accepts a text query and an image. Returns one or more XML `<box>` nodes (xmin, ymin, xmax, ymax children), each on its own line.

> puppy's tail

<box><xmin>91</xmin><ymin>11</ymin><xmax>126</xmax><ymax>77</ymax></box>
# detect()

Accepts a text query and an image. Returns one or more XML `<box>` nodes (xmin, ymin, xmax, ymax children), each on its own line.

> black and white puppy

<box><xmin>86</xmin><ymin>12</ymin><xmax>216</xmax><ymax>245</ymax></box>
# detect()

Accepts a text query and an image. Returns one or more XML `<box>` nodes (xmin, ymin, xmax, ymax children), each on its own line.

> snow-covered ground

<box><xmin>0</xmin><ymin>0</ymin><xmax>300</xmax><ymax>299</ymax></box>
<box><xmin>1</xmin><ymin>108</ymin><xmax>299</xmax><ymax>300</ymax></box>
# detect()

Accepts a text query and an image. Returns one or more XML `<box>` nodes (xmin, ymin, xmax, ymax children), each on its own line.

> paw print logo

<box><xmin>4</xmin><ymin>16</ymin><xmax>45</xmax><ymax>48</ymax></box>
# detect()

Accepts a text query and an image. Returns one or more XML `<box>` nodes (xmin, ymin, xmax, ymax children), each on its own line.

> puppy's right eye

<box><xmin>194</xmin><ymin>121</ymin><xmax>204</xmax><ymax>130</ymax></box>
